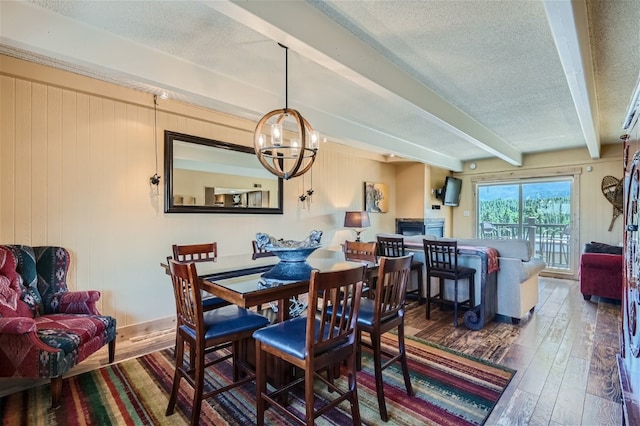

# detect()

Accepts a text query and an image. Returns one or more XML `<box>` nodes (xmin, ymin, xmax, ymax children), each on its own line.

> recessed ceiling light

<box><xmin>469</xmin><ymin>163</ymin><xmax>477</xmax><ymax>170</ymax></box>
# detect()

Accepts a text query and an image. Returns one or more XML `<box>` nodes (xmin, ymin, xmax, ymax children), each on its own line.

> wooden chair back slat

<box><xmin>424</xmin><ymin>240</ymin><xmax>458</xmax><ymax>271</ymax></box>
<box><xmin>172</xmin><ymin>243</ymin><xmax>218</xmax><ymax>263</ymax></box>
<box><xmin>343</xmin><ymin>241</ymin><xmax>377</xmax><ymax>263</ymax></box>
<box><xmin>306</xmin><ymin>266</ymin><xmax>365</xmax><ymax>357</ymax></box>
<box><xmin>376</xmin><ymin>236</ymin><xmax>406</xmax><ymax>257</ymax></box>
<box><xmin>252</xmin><ymin>240</ymin><xmax>275</xmax><ymax>260</ymax></box>
<box><xmin>168</xmin><ymin>259</ymin><xmax>202</xmax><ymax>332</ymax></box>
<box><xmin>375</xmin><ymin>254</ymin><xmax>412</xmax><ymax>323</ymax></box>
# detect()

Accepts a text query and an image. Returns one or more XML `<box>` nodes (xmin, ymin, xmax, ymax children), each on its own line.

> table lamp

<box><xmin>344</xmin><ymin>211</ymin><xmax>371</xmax><ymax>242</ymax></box>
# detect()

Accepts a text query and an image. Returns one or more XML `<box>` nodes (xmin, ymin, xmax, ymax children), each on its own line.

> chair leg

<box><xmin>166</xmin><ymin>335</ymin><xmax>185</xmax><ymax>416</ymax></box>
<box><xmin>50</xmin><ymin>376</ymin><xmax>62</xmax><ymax>408</ymax></box>
<box><xmin>232</xmin><ymin>340</ymin><xmax>240</xmax><ymax>382</ymax></box>
<box><xmin>356</xmin><ymin>329</ymin><xmax>363</xmax><ymax>371</ymax></box>
<box><xmin>256</xmin><ymin>342</ymin><xmax>266</xmax><ymax>426</ymax></box>
<box><xmin>425</xmin><ymin>275</ymin><xmax>432</xmax><ymax>319</ymax></box>
<box><xmin>453</xmin><ymin>278</ymin><xmax>459</xmax><ymax>327</ymax></box>
<box><xmin>190</xmin><ymin>346</ymin><xmax>205</xmax><ymax>426</ymax></box>
<box><xmin>305</xmin><ymin>364</ymin><xmax>315</xmax><ymax>425</ymax></box>
<box><xmin>108</xmin><ymin>339</ymin><xmax>116</xmax><ymax>363</ymax></box>
<box><xmin>417</xmin><ymin>267</ymin><xmax>424</xmax><ymax>304</ymax></box>
<box><xmin>371</xmin><ymin>333</ymin><xmax>388</xmax><ymax>422</ymax></box>
<box><xmin>397</xmin><ymin>323</ymin><xmax>414</xmax><ymax>397</ymax></box>
<box><xmin>347</xmin><ymin>351</ymin><xmax>362</xmax><ymax>426</ymax></box>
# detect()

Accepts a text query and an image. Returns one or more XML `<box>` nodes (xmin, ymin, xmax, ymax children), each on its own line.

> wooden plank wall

<box><xmin>0</xmin><ymin>56</ymin><xmax>397</xmax><ymax>331</ymax></box>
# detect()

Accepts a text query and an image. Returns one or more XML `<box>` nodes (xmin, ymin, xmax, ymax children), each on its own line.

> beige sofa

<box><xmin>377</xmin><ymin>233</ymin><xmax>546</xmax><ymax>324</ymax></box>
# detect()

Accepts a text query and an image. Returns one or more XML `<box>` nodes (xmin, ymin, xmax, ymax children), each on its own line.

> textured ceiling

<box><xmin>1</xmin><ymin>0</ymin><xmax>638</xmax><ymax>171</ymax></box>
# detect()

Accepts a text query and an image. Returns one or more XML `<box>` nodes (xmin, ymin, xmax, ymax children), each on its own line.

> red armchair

<box><xmin>579</xmin><ymin>242</ymin><xmax>623</xmax><ymax>301</ymax></box>
<box><xmin>0</xmin><ymin>245</ymin><xmax>116</xmax><ymax>407</ymax></box>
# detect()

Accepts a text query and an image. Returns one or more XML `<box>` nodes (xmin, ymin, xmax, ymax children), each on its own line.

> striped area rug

<box><xmin>0</xmin><ymin>335</ymin><xmax>514</xmax><ymax>425</ymax></box>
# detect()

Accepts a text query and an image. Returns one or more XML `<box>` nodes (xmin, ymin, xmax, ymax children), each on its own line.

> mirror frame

<box><xmin>164</xmin><ymin>130</ymin><xmax>283</xmax><ymax>214</ymax></box>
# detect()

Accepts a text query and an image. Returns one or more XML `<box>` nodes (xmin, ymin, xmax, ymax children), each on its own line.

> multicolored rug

<box><xmin>0</xmin><ymin>334</ymin><xmax>515</xmax><ymax>425</ymax></box>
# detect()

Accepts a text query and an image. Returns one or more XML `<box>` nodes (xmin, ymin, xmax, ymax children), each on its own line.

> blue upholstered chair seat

<box><xmin>202</xmin><ymin>296</ymin><xmax>228</xmax><ymax>309</ymax></box>
<box><xmin>180</xmin><ymin>305</ymin><xmax>270</xmax><ymax>340</ymax></box>
<box><xmin>253</xmin><ymin>317</ymin><xmax>347</xmax><ymax>360</ymax></box>
<box><xmin>327</xmin><ymin>299</ymin><xmax>400</xmax><ymax>328</ymax></box>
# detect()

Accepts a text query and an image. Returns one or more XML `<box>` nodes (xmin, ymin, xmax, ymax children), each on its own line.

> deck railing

<box><xmin>479</xmin><ymin>219</ymin><xmax>570</xmax><ymax>270</ymax></box>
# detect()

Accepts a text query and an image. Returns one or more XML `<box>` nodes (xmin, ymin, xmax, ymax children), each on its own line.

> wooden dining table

<box><xmin>161</xmin><ymin>248</ymin><xmax>377</xmax><ymax>322</ymax></box>
<box><xmin>162</xmin><ymin>248</ymin><xmax>377</xmax><ymax>389</ymax></box>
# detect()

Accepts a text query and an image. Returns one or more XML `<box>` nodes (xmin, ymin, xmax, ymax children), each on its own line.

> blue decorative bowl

<box><xmin>268</xmin><ymin>246</ymin><xmax>320</xmax><ymax>262</ymax></box>
<box><xmin>261</xmin><ymin>246</ymin><xmax>320</xmax><ymax>281</ymax></box>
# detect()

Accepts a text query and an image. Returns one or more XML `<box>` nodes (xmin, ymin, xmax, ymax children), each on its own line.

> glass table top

<box><xmin>196</xmin><ymin>249</ymin><xmax>374</xmax><ymax>296</ymax></box>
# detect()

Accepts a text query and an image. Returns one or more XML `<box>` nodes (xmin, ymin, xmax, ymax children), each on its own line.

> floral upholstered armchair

<box><xmin>0</xmin><ymin>245</ymin><xmax>117</xmax><ymax>407</ymax></box>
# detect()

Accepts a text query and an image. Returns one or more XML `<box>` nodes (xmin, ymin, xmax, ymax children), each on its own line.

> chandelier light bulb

<box><xmin>291</xmin><ymin>139</ymin><xmax>300</xmax><ymax>157</ymax></box>
<box><xmin>258</xmin><ymin>133</ymin><xmax>266</xmax><ymax>147</ymax></box>
<box><xmin>271</xmin><ymin>123</ymin><xmax>283</xmax><ymax>146</ymax></box>
<box><xmin>310</xmin><ymin>130</ymin><xmax>320</xmax><ymax>150</ymax></box>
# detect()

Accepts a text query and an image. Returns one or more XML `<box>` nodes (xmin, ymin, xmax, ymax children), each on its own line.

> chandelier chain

<box><xmin>284</xmin><ymin>45</ymin><xmax>288</xmax><ymax>110</ymax></box>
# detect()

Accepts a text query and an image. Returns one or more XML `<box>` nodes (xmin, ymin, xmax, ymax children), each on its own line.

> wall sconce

<box><xmin>344</xmin><ymin>211</ymin><xmax>371</xmax><ymax>242</ymax></box>
<box><xmin>149</xmin><ymin>94</ymin><xmax>161</xmax><ymax>195</ymax></box>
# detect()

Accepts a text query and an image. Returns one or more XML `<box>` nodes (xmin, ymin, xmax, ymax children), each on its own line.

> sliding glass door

<box><xmin>477</xmin><ymin>178</ymin><xmax>573</xmax><ymax>272</ymax></box>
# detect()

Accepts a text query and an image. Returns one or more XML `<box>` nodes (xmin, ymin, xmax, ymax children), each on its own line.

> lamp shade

<box><xmin>344</xmin><ymin>211</ymin><xmax>371</xmax><ymax>228</ymax></box>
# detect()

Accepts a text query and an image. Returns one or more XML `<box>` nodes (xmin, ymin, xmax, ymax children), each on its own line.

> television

<box><xmin>439</xmin><ymin>176</ymin><xmax>462</xmax><ymax>207</ymax></box>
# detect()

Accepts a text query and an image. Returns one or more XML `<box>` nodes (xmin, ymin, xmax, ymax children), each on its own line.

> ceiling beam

<box><xmin>207</xmin><ymin>0</ymin><xmax>523</xmax><ymax>167</ymax></box>
<box><xmin>0</xmin><ymin>1</ymin><xmax>461</xmax><ymax>170</ymax></box>
<box><xmin>543</xmin><ymin>0</ymin><xmax>600</xmax><ymax>159</ymax></box>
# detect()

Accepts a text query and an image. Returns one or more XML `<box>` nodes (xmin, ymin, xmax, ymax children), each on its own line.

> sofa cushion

<box><xmin>35</xmin><ymin>314</ymin><xmax>117</xmax><ymax>356</ymax></box>
<box><xmin>583</xmin><ymin>241</ymin><xmax>623</xmax><ymax>255</ymax></box>
<box><xmin>0</xmin><ymin>248</ymin><xmax>33</xmax><ymax>318</ymax></box>
<box><xmin>5</xmin><ymin>245</ymin><xmax>42</xmax><ymax>316</ymax></box>
<box><xmin>0</xmin><ymin>247</ymin><xmax>21</xmax><ymax>294</ymax></box>
<box><xmin>0</xmin><ymin>275</ymin><xmax>18</xmax><ymax>313</ymax></box>
<box><xmin>34</xmin><ymin>246</ymin><xmax>70</xmax><ymax>315</ymax></box>
<box><xmin>452</xmin><ymin>239</ymin><xmax>533</xmax><ymax>262</ymax></box>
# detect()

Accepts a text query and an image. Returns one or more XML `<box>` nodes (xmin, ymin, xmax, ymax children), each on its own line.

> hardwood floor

<box><xmin>404</xmin><ymin>276</ymin><xmax>622</xmax><ymax>425</ymax></box>
<box><xmin>0</xmin><ymin>276</ymin><xmax>623</xmax><ymax>425</ymax></box>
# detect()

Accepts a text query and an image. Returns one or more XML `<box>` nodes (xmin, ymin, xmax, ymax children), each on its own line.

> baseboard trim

<box><xmin>116</xmin><ymin>316</ymin><xmax>176</xmax><ymax>341</ymax></box>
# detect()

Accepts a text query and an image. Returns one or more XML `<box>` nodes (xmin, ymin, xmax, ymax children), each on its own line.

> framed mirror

<box><xmin>164</xmin><ymin>131</ymin><xmax>283</xmax><ymax>214</ymax></box>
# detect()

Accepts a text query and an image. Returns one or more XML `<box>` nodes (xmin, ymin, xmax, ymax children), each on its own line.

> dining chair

<box><xmin>172</xmin><ymin>243</ymin><xmax>230</xmax><ymax>311</ymax></box>
<box><xmin>344</xmin><ymin>240</ymin><xmax>378</xmax><ymax>299</ymax></box>
<box><xmin>356</xmin><ymin>254</ymin><xmax>415</xmax><ymax>421</ymax></box>
<box><xmin>171</xmin><ymin>243</ymin><xmax>232</xmax><ymax>363</ymax></box>
<box><xmin>253</xmin><ymin>266</ymin><xmax>366</xmax><ymax>426</ymax></box>
<box><xmin>165</xmin><ymin>259</ymin><xmax>270</xmax><ymax>426</ymax></box>
<box><xmin>376</xmin><ymin>236</ymin><xmax>424</xmax><ymax>303</ymax></box>
<box><xmin>252</xmin><ymin>240</ymin><xmax>275</xmax><ymax>260</ymax></box>
<box><xmin>423</xmin><ymin>239</ymin><xmax>475</xmax><ymax>327</ymax></box>
<box><xmin>343</xmin><ymin>240</ymin><xmax>377</xmax><ymax>263</ymax></box>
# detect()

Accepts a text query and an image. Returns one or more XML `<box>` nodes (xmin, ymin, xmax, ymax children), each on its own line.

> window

<box><xmin>476</xmin><ymin>178</ymin><xmax>573</xmax><ymax>272</ymax></box>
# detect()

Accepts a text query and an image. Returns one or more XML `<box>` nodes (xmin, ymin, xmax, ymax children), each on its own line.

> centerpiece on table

<box><xmin>255</xmin><ymin>230</ymin><xmax>322</xmax><ymax>282</ymax></box>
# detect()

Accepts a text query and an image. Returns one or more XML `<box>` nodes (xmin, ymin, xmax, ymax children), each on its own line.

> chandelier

<box><xmin>253</xmin><ymin>44</ymin><xmax>319</xmax><ymax>180</ymax></box>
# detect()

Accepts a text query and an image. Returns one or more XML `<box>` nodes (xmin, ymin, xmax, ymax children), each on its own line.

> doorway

<box><xmin>476</xmin><ymin>178</ymin><xmax>574</xmax><ymax>273</ymax></box>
